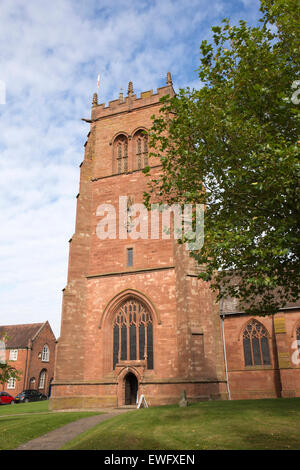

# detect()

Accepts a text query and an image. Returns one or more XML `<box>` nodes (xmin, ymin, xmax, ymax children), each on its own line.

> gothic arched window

<box><xmin>113</xmin><ymin>298</ymin><xmax>153</xmax><ymax>370</ymax></box>
<box><xmin>38</xmin><ymin>369</ymin><xmax>47</xmax><ymax>390</ymax></box>
<box><xmin>296</xmin><ymin>326</ymin><xmax>300</xmax><ymax>356</ymax></box>
<box><xmin>243</xmin><ymin>319</ymin><xmax>271</xmax><ymax>366</ymax></box>
<box><xmin>134</xmin><ymin>131</ymin><xmax>148</xmax><ymax>170</ymax></box>
<box><xmin>114</xmin><ymin>135</ymin><xmax>128</xmax><ymax>174</ymax></box>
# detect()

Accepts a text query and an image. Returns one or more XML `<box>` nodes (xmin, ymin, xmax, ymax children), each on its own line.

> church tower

<box><xmin>51</xmin><ymin>74</ymin><xmax>228</xmax><ymax>409</ymax></box>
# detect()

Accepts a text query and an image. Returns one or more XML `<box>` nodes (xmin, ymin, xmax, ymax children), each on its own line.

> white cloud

<box><xmin>0</xmin><ymin>0</ymin><xmax>261</xmax><ymax>337</ymax></box>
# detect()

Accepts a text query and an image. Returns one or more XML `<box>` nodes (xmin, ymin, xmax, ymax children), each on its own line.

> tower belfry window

<box><xmin>114</xmin><ymin>135</ymin><xmax>128</xmax><ymax>174</ymax></box>
<box><xmin>124</xmin><ymin>141</ymin><xmax>128</xmax><ymax>172</ymax></box>
<box><xmin>117</xmin><ymin>143</ymin><xmax>122</xmax><ymax>173</ymax></box>
<box><xmin>137</xmin><ymin>138</ymin><xmax>142</xmax><ymax>169</ymax></box>
<box><xmin>144</xmin><ymin>137</ymin><xmax>148</xmax><ymax>166</ymax></box>
<box><xmin>134</xmin><ymin>131</ymin><xmax>148</xmax><ymax>170</ymax></box>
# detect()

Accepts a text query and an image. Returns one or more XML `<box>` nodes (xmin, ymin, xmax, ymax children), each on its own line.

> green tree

<box><xmin>144</xmin><ymin>0</ymin><xmax>300</xmax><ymax>315</ymax></box>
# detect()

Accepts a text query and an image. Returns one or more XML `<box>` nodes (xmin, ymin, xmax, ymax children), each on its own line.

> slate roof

<box><xmin>0</xmin><ymin>323</ymin><xmax>45</xmax><ymax>349</ymax></box>
<box><xmin>216</xmin><ymin>272</ymin><xmax>300</xmax><ymax>315</ymax></box>
<box><xmin>221</xmin><ymin>296</ymin><xmax>300</xmax><ymax>315</ymax></box>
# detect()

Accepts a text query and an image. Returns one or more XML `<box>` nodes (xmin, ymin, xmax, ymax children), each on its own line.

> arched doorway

<box><xmin>124</xmin><ymin>372</ymin><xmax>138</xmax><ymax>405</ymax></box>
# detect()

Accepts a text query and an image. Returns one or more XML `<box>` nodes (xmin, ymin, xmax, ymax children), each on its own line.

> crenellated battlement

<box><xmin>90</xmin><ymin>72</ymin><xmax>174</xmax><ymax>121</ymax></box>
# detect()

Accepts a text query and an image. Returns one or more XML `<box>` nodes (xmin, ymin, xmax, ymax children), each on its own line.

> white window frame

<box><xmin>9</xmin><ymin>349</ymin><xmax>18</xmax><ymax>361</ymax></box>
<box><xmin>41</xmin><ymin>344</ymin><xmax>49</xmax><ymax>362</ymax></box>
<box><xmin>7</xmin><ymin>377</ymin><xmax>16</xmax><ymax>389</ymax></box>
<box><xmin>42</xmin><ymin>344</ymin><xmax>50</xmax><ymax>362</ymax></box>
<box><xmin>38</xmin><ymin>370</ymin><xmax>46</xmax><ymax>389</ymax></box>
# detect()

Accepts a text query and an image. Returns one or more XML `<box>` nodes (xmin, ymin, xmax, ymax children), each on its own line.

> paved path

<box><xmin>16</xmin><ymin>409</ymin><xmax>130</xmax><ymax>450</ymax></box>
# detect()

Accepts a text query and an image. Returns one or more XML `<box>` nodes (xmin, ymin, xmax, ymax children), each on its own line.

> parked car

<box><xmin>15</xmin><ymin>389</ymin><xmax>47</xmax><ymax>403</ymax></box>
<box><xmin>0</xmin><ymin>392</ymin><xmax>15</xmax><ymax>405</ymax></box>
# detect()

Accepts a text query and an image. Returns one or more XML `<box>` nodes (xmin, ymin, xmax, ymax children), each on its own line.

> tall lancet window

<box><xmin>124</xmin><ymin>140</ymin><xmax>128</xmax><ymax>172</ymax></box>
<box><xmin>117</xmin><ymin>142</ymin><xmax>122</xmax><ymax>173</ymax></box>
<box><xmin>134</xmin><ymin>130</ymin><xmax>148</xmax><ymax>170</ymax></box>
<box><xmin>137</xmin><ymin>137</ymin><xmax>142</xmax><ymax>169</ymax></box>
<box><xmin>296</xmin><ymin>326</ymin><xmax>300</xmax><ymax>356</ymax></box>
<box><xmin>144</xmin><ymin>136</ymin><xmax>148</xmax><ymax>166</ymax></box>
<box><xmin>113</xmin><ymin>298</ymin><xmax>154</xmax><ymax>370</ymax></box>
<box><xmin>114</xmin><ymin>135</ymin><xmax>128</xmax><ymax>174</ymax></box>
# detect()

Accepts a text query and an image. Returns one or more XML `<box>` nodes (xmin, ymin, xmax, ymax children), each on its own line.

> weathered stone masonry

<box><xmin>51</xmin><ymin>74</ymin><xmax>300</xmax><ymax>409</ymax></box>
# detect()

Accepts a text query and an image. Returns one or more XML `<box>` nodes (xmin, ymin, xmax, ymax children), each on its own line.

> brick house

<box><xmin>51</xmin><ymin>73</ymin><xmax>300</xmax><ymax>409</ymax></box>
<box><xmin>0</xmin><ymin>322</ymin><xmax>56</xmax><ymax>397</ymax></box>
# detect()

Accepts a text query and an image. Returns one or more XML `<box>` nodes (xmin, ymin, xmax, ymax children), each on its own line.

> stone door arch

<box><xmin>124</xmin><ymin>372</ymin><xmax>138</xmax><ymax>405</ymax></box>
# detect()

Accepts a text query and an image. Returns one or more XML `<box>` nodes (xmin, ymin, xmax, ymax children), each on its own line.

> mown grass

<box><xmin>0</xmin><ymin>400</ymin><xmax>49</xmax><ymax>415</ymax></box>
<box><xmin>0</xmin><ymin>401</ymin><xmax>101</xmax><ymax>450</ymax></box>
<box><xmin>62</xmin><ymin>398</ymin><xmax>300</xmax><ymax>450</ymax></box>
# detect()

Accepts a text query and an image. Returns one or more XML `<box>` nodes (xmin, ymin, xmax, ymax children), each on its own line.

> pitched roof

<box><xmin>221</xmin><ymin>296</ymin><xmax>300</xmax><ymax>315</ymax></box>
<box><xmin>217</xmin><ymin>272</ymin><xmax>300</xmax><ymax>316</ymax></box>
<box><xmin>0</xmin><ymin>323</ymin><xmax>45</xmax><ymax>349</ymax></box>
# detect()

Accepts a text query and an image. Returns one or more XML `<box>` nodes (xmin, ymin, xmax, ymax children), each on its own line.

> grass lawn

<box><xmin>62</xmin><ymin>398</ymin><xmax>300</xmax><ymax>450</ymax></box>
<box><xmin>0</xmin><ymin>400</ymin><xmax>50</xmax><ymax>416</ymax></box>
<box><xmin>0</xmin><ymin>401</ymin><xmax>101</xmax><ymax>450</ymax></box>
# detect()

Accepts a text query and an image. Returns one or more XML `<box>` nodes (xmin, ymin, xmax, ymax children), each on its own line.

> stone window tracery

<box><xmin>134</xmin><ymin>131</ymin><xmax>148</xmax><ymax>170</ymax></box>
<box><xmin>114</xmin><ymin>135</ymin><xmax>128</xmax><ymax>174</ymax></box>
<box><xmin>113</xmin><ymin>298</ymin><xmax>153</xmax><ymax>370</ymax></box>
<box><xmin>296</xmin><ymin>326</ymin><xmax>300</xmax><ymax>356</ymax></box>
<box><xmin>243</xmin><ymin>319</ymin><xmax>271</xmax><ymax>366</ymax></box>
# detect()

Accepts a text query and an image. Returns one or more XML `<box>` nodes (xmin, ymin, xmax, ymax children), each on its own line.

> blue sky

<box><xmin>0</xmin><ymin>0</ymin><xmax>261</xmax><ymax>338</ymax></box>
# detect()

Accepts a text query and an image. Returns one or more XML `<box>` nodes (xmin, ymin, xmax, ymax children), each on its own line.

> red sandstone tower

<box><xmin>51</xmin><ymin>74</ymin><xmax>227</xmax><ymax>409</ymax></box>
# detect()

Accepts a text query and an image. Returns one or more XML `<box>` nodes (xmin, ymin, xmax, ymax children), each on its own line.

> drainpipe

<box><xmin>220</xmin><ymin>298</ymin><xmax>231</xmax><ymax>400</ymax></box>
<box><xmin>23</xmin><ymin>347</ymin><xmax>29</xmax><ymax>390</ymax></box>
<box><xmin>24</xmin><ymin>340</ymin><xmax>32</xmax><ymax>390</ymax></box>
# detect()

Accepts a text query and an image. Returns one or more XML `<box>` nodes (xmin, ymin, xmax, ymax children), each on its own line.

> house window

<box><xmin>9</xmin><ymin>350</ymin><xmax>18</xmax><ymax>361</ymax></box>
<box><xmin>7</xmin><ymin>377</ymin><xmax>16</xmax><ymax>389</ymax></box>
<box><xmin>127</xmin><ymin>248</ymin><xmax>133</xmax><ymax>267</ymax></box>
<box><xmin>243</xmin><ymin>319</ymin><xmax>271</xmax><ymax>366</ymax></box>
<box><xmin>38</xmin><ymin>370</ymin><xmax>46</xmax><ymax>389</ymax></box>
<box><xmin>113</xmin><ymin>298</ymin><xmax>154</xmax><ymax>370</ymax></box>
<box><xmin>41</xmin><ymin>345</ymin><xmax>49</xmax><ymax>362</ymax></box>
